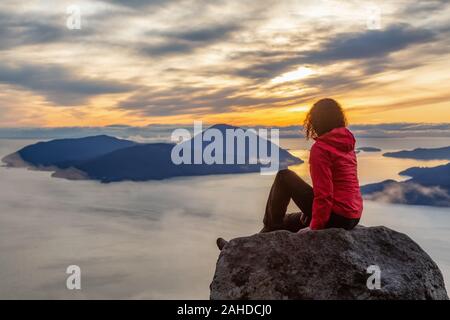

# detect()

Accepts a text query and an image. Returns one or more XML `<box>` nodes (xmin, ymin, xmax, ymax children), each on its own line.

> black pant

<box><xmin>262</xmin><ymin>169</ymin><xmax>359</xmax><ymax>232</ymax></box>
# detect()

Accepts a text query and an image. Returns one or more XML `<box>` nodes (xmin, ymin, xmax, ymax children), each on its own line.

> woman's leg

<box><xmin>262</xmin><ymin>169</ymin><xmax>314</xmax><ymax>232</ymax></box>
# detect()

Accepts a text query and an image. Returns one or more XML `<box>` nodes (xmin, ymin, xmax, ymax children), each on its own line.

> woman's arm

<box><xmin>309</xmin><ymin>145</ymin><xmax>334</xmax><ymax>230</ymax></box>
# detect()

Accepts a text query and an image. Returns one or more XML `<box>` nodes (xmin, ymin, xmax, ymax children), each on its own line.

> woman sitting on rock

<box><xmin>261</xmin><ymin>98</ymin><xmax>363</xmax><ymax>233</ymax></box>
<box><xmin>217</xmin><ymin>98</ymin><xmax>363</xmax><ymax>250</ymax></box>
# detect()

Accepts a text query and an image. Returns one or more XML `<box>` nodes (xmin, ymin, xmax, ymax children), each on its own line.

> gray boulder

<box><xmin>210</xmin><ymin>226</ymin><xmax>448</xmax><ymax>300</ymax></box>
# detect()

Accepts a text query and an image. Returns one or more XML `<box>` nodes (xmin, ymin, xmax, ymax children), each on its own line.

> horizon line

<box><xmin>1</xmin><ymin>121</ymin><xmax>450</xmax><ymax>130</ymax></box>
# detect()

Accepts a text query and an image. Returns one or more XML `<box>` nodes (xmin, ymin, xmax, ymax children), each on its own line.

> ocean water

<box><xmin>0</xmin><ymin>138</ymin><xmax>449</xmax><ymax>299</ymax></box>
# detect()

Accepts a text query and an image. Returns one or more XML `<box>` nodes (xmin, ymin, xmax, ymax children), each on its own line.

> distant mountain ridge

<box><xmin>14</xmin><ymin>135</ymin><xmax>137</xmax><ymax>168</ymax></box>
<box><xmin>383</xmin><ymin>146</ymin><xmax>450</xmax><ymax>160</ymax></box>
<box><xmin>2</xmin><ymin>124</ymin><xmax>303</xmax><ymax>182</ymax></box>
<box><xmin>365</xmin><ymin>146</ymin><xmax>450</xmax><ymax>207</ymax></box>
<box><xmin>361</xmin><ymin>162</ymin><xmax>450</xmax><ymax>207</ymax></box>
<box><xmin>400</xmin><ymin>163</ymin><xmax>450</xmax><ymax>189</ymax></box>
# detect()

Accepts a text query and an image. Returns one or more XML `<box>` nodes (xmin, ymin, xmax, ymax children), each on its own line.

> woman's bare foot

<box><xmin>216</xmin><ymin>237</ymin><xmax>228</xmax><ymax>250</ymax></box>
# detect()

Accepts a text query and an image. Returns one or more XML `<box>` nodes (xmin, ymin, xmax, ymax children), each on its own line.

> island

<box><xmin>361</xmin><ymin>162</ymin><xmax>450</xmax><ymax>207</ymax></box>
<box><xmin>383</xmin><ymin>146</ymin><xmax>450</xmax><ymax>160</ymax></box>
<box><xmin>2</xmin><ymin>124</ymin><xmax>303</xmax><ymax>183</ymax></box>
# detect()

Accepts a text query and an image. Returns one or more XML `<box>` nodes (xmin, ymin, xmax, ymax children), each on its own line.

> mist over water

<box><xmin>0</xmin><ymin>138</ymin><xmax>449</xmax><ymax>299</ymax></box>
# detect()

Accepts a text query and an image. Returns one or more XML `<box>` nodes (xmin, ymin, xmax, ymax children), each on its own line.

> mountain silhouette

<box><xmin>400</xmin><ymin>163</ymin><xmax>450</xmax><ymax>188</ymax></box>
<box><xmin>16</xmin><ymin>135</ymin><xmax>136</xmax><ymax>168</ymax></box>
<box><xmin>361</xmin><ymin>162</ymin><xmax>450</xmax><ymax>207</ymax></box>
<box><xmin>383</xmin><ymin>146</ymin><xmax>450</xmax><ymax>160</ymax></box>
<box><xmin>2</xmin><ymin>124</ymin><xmax>303</xmax><ymax>182</ymax></box>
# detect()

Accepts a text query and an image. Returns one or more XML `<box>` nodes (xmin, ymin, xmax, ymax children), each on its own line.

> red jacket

<box><xmin>309</xmin><ymin>127</ymin><xmax>363</xmax><ymax>230</ymax></box>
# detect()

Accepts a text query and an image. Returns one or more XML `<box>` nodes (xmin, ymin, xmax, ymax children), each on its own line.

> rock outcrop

<box><xmin>210</xmin><ymin>226</ymin><xmax>448</xmax><ymax>300</ymax></box>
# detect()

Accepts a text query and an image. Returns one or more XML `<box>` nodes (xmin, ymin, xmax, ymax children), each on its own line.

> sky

<box><xmin>0</xmin><ymin>0</ymin><xmax>450</xmax><ymax>127</ymax></box>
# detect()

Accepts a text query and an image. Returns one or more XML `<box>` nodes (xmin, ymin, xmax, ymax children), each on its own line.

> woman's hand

<box><xmin>297</xmin><ymin>227</ymin><xmax>311</xmax><ymax>234</ymax></box>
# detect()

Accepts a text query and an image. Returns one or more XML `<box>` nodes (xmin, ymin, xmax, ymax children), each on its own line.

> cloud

<box><xmin>158</xmin><ymin>24</ymin><xmax>241</xmax><ymax>42</ymax></box>
<box><xmin>101</xmin><ymin>0</ymin><xmax>175</xmax><ymax>9</ymax></box>
<box><xmin>118</xmin><ymin>84</ymin><xmax>312</xmax><ymax>116</ymax></box>
<box><xmin>302</xmin><ymin>24</ymin><xmax>436</xmax><ymax>63</ymax></box>
<box><xmin>232</xmin><ymin>54</ymin><xmax>303</xmax><ymax>80</ymax></box>
<box><xmin>350</xmin><ymin>93</ymin><xmax>450</xmax><ymax>116</ymax></box>
<box><xmin>233</xmin><ymin>24</ymin><xmax>436</xmax><ymax>81</ymax></box>
<box><xmin>139</xmin><ymin>23</ymin><xmax>241</xmax><ymax>56</ymax></box>
<box><xmin>400</xmin><ymin>0</ymin><xmax>449</xmax><ymax>17</ymax></box>
<box><xmin>363</xmin><ymin>181</ymin><xmax>450</xmax><ymax>207</ymax></box>
<box><xmin>0</xmin><ymin>12</ymin><xmax>65</xmax><ymax>50</ymax></box>
<box><xmin>0</xmin><ymin>124</ymin><xmax>184</xmax><ymax>141</ymax></box>
<box><xmin>1</xmin><ymin>123</ymin><xmax>450</xmax><ymax>140</ymax></box>
<box><xmin>0</xmin><ymin>1</ymin><xmax>448</xmax><ymax>125</ymax></box>
<box><xmin>349</xmin><ymin>123</ymin><xmax>450</xmax><ymax>138</ymax></box>
<box><xmin>0</xmin><ymin>63</ymin><xmax>135</xmax><ymax>106</ymax></box>
<box><xmin>302</xmin><ymin>73</ymin><xmax>366</xmax><ymax>92</ymax></box>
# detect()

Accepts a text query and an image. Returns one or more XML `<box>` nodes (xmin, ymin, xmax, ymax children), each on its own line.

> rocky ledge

<box><xmin>210</xmin><ymin>226</ymin><xmax>448</xmax><ymax>300</ymax></box>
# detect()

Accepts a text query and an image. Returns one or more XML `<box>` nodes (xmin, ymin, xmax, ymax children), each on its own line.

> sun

<box><xmin>287</xmin><ymin>105</ymin><xmax>310</xmax><ymax>113</ymax></box>
<box><xmin>271</xmin><ymin>66</ymin><xmax>316</xmax><ymax>84</ymax></box>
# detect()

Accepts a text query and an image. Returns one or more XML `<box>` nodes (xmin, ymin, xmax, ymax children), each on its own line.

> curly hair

<box><xmin>304</xmin><ymin>98</ymin><xmax>347</xmax><ymax>140</ymax></box>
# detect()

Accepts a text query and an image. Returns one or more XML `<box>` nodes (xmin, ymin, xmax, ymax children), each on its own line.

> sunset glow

<box><xmin>0</xmin><ymin>0</ymin><xmax>449</xmax><ymax>127</ymax></box>
<box><xmin>271</xmin><ymin>67</ymin><xmax>316</xmax><ymax>84</ymax></box>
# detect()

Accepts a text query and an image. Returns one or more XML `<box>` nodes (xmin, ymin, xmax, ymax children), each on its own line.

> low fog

<box><xmin>0</xmin><ymin>139</ymin><xmax>449</xmax><ymax>298</ymax></box>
